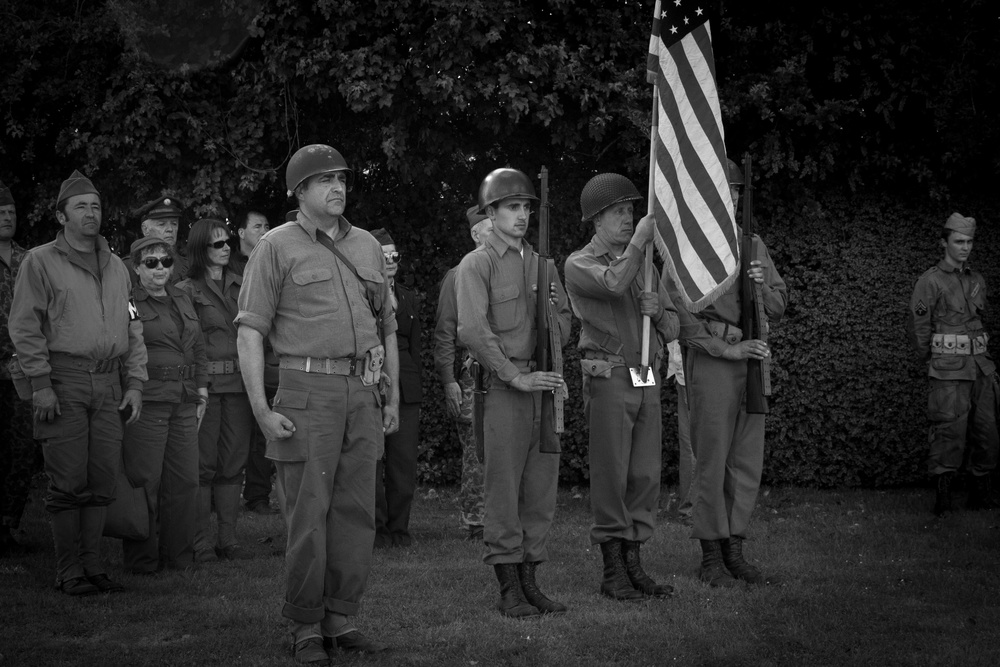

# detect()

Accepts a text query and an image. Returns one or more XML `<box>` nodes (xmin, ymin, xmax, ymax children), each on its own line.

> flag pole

<box><xmin>635</xmin><ymin>85</ymin><xmax>658</xmax><ymax>385</ymax></box>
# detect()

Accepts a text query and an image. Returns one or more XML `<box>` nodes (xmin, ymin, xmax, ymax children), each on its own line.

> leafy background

<box><xmin>2</xmin><ymin>0</ymin><xmax>997</xmax><ymax>487</ymax></box>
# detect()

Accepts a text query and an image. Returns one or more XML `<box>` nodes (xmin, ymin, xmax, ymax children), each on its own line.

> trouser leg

<box><xmin>457</xmin><ymin>368</ymin><xmax>485</xmax><ymax>527</ymax></box>
<box><xmin>121</xmin><ymin>402</ymin><xmax>169</xmax><ymax>572</ymax></box>
<box><xmin>51</xmin><ymin>508</ymin><xmax>83</xmax><ymax>583</ymax></box>
<box><xmin>676</xmin><ymin>381</ymin><xmax>695</xmax><ymax>517</ymax></box>
<box><xmin>0</xmin><ymin>381</ymin><xmax>38</xmax><ymax>531</ymax></box>
<box><xmin>482</xmin><ymin>386</ymin><xmax>533</xmax><ymax>565</ymax></box>
<box><xmin>158</xmin><ymin>403</ymin><xmax>199</xmax><ymax>568</ymax></box>
<box><xmin>927</xmin><ymin>378</ymin><xmax>971</xmax><ymax>475</ymax></box>
<box><xmin>383</xmin><ymin>403</ymin><xmax>419</xmax><ymax>537</ymax></box>
<box><xmin>215</xmin><ymin>484</ymin><xmax>243</xmax><ymax>549</ymax></box>
<box><xmin>79</xmin><ymin>505</ymin><xmax>108</xmax><ymax>576</ymax></box>
<box><xmin>967</xmin><ymin>373</ymin><xmax>1000</xmax><ymax>476</ymax></box>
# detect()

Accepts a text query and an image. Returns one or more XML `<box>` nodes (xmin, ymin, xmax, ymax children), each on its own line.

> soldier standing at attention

<box><xmin>9</xmin><ymin>170</ymin><xmax>147</xmax><ymax>594</ymax></box>
<box><xmin>564</xmin><ymin>173</ymin><xmax>679</xmax><ymax>601</ymax></box>
<box><xmin>456</xmin><ymin>168</ymin><xmax>572</xmax><ymax>618</ymax></box>
<box><xmin>0</xmin><ymin>179</ymin><xmax>37</xmax><ymax>556</ymax></box>
<box><xmin>433</xmin><ymin>205</ymin><xmax>492</xmax><ymax>541</ymax></box>
<box><xmin>908</xmin><ymin>212</ymin><xmax>999</xmax><ymax>514</ymax></box>
<box><xmin>236</xmin><ymin>145</ymin><xmax>397</xmax><ymax>665</ymax></box>
<box><xmin>670</xmin><ymin>159</ymin><xmax>787</xmax><ymax>588</ymax></box>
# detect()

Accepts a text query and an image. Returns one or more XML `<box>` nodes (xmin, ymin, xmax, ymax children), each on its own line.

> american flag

<box><xmin>647</xmin><ymin>0</ymin><xmax>738</xmax><ymax>311</ymax></box>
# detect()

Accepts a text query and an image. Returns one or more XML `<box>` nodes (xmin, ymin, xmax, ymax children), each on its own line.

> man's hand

<box><xmin>631</xmin><ymin>213</ymin><xmax>656</xmax><ymax>247</ymax></box>
<box><xmin>747</xmin><ymin>259</ymin><xmax>765</xmax><ymax>284</ymax></box>
<box><xmin>32</xmin><ymin>387</ymin><xmax>60</xmax><ymax>423</ymax></box>
<box><xmin>257</xmin><ymin>409</ymin><xmax>296</xmax><ymax>441</ymax></box>
<box><xmin>382</xmin><ymin>404</ymin><xmax>400</xmax><ymax>435</ymax></box>
<box><xmin>721</xmin><ymin>339</ymin><xmax>770</xmax><ymax>361</ymax></box>
<box><xmin>509</xmin><ymin>371</ymin><xmax>564</xmax><ymax>393</ymax></box>
<box><xmin>119</xmin><ymin>388</ymin><xmax>143</xmax><ymax>425</ymax></box>
<box><xmin>444</xmin><ymin>382</ymin><xmax>462</xmax><ymax>419</ymax></box>
<box><xmin>531</xmin><ymin>281</ymin><xmax>560</xmax><ymax>305</ymax></box>
<box><xmin>638</xmin><ymin>291</ymin><xmax>662</xmax><ymax>319</ymax></box>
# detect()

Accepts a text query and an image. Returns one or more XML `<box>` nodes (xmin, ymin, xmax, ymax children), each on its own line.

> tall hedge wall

<box><xmin>407</xmin><ymin>190</ymin><xmax>998</xmax><ymax>489</ymax></box>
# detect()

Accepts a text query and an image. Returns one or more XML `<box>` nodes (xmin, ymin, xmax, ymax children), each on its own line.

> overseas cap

<box><xmin>0</xmin><ymin>180</ymin><xmax>13</xmax><ymax>207</ymax></box>
<box><xmin>138</xmin><ymin>196</ymin><xmax>183</xmax><ymax>222</ymax></box>
<box><xmin>130</xmin><ymin>235</ymin><xmax>173</xmax><ymax>256</ymax></box>
<box><xmin>56</xmin><ymin>170</ymin><xmax>100</xmax><ymax>208</ymax></box>
<box><xmin>466</xmin><ymin>204</ymin><xmax>488</xmax><ymax>229</ymax></box>
<box><xmin>944</xmin><ymin>212</ymin><xmax>976</xmax><ymax>236</ymax></box>
<box><xmin>370</xmin><ymin>227</ymin><xmax>394</xmax><ymax>246</ymax></box>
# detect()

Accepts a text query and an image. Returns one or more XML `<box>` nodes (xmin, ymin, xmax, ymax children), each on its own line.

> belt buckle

<box><xmin>349</xmin><ymin>358</ymin><xmax>358</xmax><ymax>376</ymax></box>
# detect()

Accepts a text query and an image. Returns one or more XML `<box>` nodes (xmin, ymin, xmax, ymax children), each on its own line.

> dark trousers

<box><xmin>0</xmin><ymin>380</ymin><xmax>39</xmax><ymax>530</ymax></box>
<box><xmin>375</xmin><ymin>403</ymin><xmax>420</xmax><ymax>540</ymax></box>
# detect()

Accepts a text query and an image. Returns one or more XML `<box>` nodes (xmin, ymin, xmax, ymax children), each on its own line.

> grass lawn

<box><xmin>2</xmin><ymin>482</ymin><xmax>999</xmax><ymax>666</ymax></box>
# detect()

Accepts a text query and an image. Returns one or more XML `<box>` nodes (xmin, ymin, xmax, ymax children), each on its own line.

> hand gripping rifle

<box><xmin>739</xmin><ymin>153</ymin><xmax>771</xmax><ymax>414</ymax></box>
<box><xmin>536</xmin><ymin>166</ymin><xmax>566</xmax><ymax>438</ymax></box>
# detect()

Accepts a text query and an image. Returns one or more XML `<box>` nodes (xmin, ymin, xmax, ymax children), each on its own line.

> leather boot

<box><xmin>493</xmin><ymin>563</ymin><xmax>540</xmax><ymax>618</ymax></box>
<box><xmin>621</xmin><ymin>540</ymin><xmax>674</xmax><ymax>598</ymax></box>
<box><xmin>517</xmin><ymin>561</ymin><xmax>567</xmax><ymax>614</ymax></box>
<box><xmin>214</xmin><ymin>485</ymin><xmax>252</xmax><ymax>560</ymax></box>
<box><xmin>933</xmin><ymin>472</ymin><xmax>955</xmax><ymax>516</ymax></box>
<box><xmin>967</xmin><ymin>474</ymin><xmax>997</xmax><ymax>510</ymax></box>
<box><xmin>698</xmin><ymin>539</ymin><xmax>738</xmax><ymax>588</ymax></box>
<box><xmin>720</xmin><ymin>536</ymin><xmax>766</xmax><ymax>585</ymax></box>
<box><xmin>599</xmin><ymin>539</ymin><xmax>644</xmax><ymax>601</ymax></box>
<box><xmin>194</xmin><ymin>487</ymin><xmax>218</xmax><ymax>562</ymax></box>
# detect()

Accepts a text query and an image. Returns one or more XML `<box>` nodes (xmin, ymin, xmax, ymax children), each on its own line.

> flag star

<box><xmin>696</xmin><ymin>7</ymin><xmax>703</xmax><ymax>16</ymax></box>
<box><xmin>670</xmin><ymin>25</ymin><xmax>678</xmax><ymax>34</ymax></box>
<box><xmin>684</xmin><ymin>16</ymin><xmax>690</xmax><ymax>24</ymax></box>
<box><xmin>674</xmin><ymin>0</ymin><xmax>682</xmax><ymax>6</ymax></box>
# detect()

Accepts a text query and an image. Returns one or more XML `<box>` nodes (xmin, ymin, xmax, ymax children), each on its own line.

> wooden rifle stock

<box><xmin>739</xmin><ymin>153</ymin><xmax>771</xmax><ymax>414</ymax></box>
<box><xmin>536</xmin><ymin>166</ymin><xmax>565</xmax><ymax>435</ymax></box>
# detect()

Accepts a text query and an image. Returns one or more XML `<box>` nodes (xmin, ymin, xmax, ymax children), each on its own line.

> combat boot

<box><xmin>698</xmin><ymin>539</ymin><xmax>738</xmax><ymax>588</ymax></box>
<box><xmin>720</xmin><ymin>536</ymin><xmax>767</xmax><ymax>586</ymax></box>
<box><xmin>493</xmin><ymin>563</ymin><xmax>540</xmax><ymax>618</ymax></box>
<box><xmin>933</xmin><ymin>472</ymin><xmax>956</xmax><ymax>516</ymax></box>
<box><xmin>621</xmin><ymin>540</ymin><xmax>674</xmax><ymax>598</ymax></box>
<box><xmin>967</xmin><ymin>474</ymin><xmax>997</xmax><ymax>510</ymax></box>
<box><xmin>599</xmin><ymin>539</ymin><xmax>645</xmax><ymax>601</ymax></box>
<box><xmin>517</xmin><ymin>561</ymin><xmax>567</xmax><ymax>614</ymax></box>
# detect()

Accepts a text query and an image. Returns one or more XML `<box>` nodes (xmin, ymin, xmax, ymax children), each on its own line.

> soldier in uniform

<box><xmin>236</xmin><ymin>145</ymin><xmax>397</xmax><ymax>665</ymax></box>
<box><xmin>9</xmin><ymin>170</ymin><xmax>147</xmax><ymax>594</ymax></box>
<box><xmin>564</xmin><ymin>173</ymin><xmax>679</xmax><ymax>601</ymax></box>
<box><xmin>230</xmin><ymin>208</ymin><xmax>270</xmax><ymax>275</ymax></box>
<box><xmin>371</xmin><ymin>228</ymin><xmax>423</xmax><ymax>549</ymax></box>
<box><xmin>908</xmin><ymin>212</ymin><xmax>999</xmax><ymax>514</ymax></box>
<box><xmin>0</xmin><ymin>179</ymin><xmax>37</xmax><ymax>556</ymax></box>
<box><xmin>134</xmin><ymin>197</ymin><xmax>188</xmax><ymax>283</ymax></box>
<box><xmin>670</xmin><ymin>159</ymin><xmax>787</xmax><ymax>587</ymax></box>
<box><xmin>456</xmin><ymin>168</ymin><xmax>572</xmax><ymax>618</ymax></box>
<box><xmin>433</xmin><ymin>205</ymin><xmax>492</xmax><ymax>541</ymax></box>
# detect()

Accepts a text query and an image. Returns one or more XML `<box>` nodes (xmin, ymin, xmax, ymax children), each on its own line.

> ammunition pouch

<box><xmin>706</xmin><ymin>320</ymin><xmax>743</xmax><ymax>345</ymax></box>
<box><xmin>931</xmin><ymin>332</ymin><xmax>988</xmax><ymax>356</ymax></box>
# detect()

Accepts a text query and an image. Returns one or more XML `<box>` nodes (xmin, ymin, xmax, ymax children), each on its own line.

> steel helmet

<box><xmin>285</xmin><ymin>144</ymin><xmax>354</xmax><ymax>195</ymax></box>
<box><xmin>477</xmin><ymin>168</ymin><xmax>538</xmax><ymax>213</ymax></box>
<box><xmin>727</xmin><ymin>158</ymin><xmax>744</xmax><ymax>186</ymax></box>
<box><xmin>580</xmin><ymin>173</ymin><xmax>643</xmax><ymax>222</ymax></box>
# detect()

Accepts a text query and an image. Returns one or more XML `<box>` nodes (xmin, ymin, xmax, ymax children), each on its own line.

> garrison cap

<box><xmin>130</xmin><ymin>235</ymin><xmax>173</xmax><ymax>256</ymax></box>
<box><xmin>370</xmin><ymin>228</ymin><xmax>394</xmax><ymax>246</ymax></box>
<box><xmin>56</xmin><ymin>170</ymin><xmax>100</xmax><ymax>208</ymax></box>
<box><xmin>138</xmin><ymin>196</ymin><xmax>183</xmax><ymax>222</ymax></box>
<box><xmin>466</xmin><ymin>205</ymin><xmax>488</xmax><ymax>229</ymax></box>
<box><xmin>0</xmin><ymin>180</ymin><xmax>13</xmax><ymax>207</ymax></box>
<box><xmin>944</xmin><ymin>212</ymin><xmax>975</xmax><ymax>236</ymax></box>
<box><xmin>285</xmin><ymin>209</ymin><xmax>299</xmax><ymax>223</ymax></box>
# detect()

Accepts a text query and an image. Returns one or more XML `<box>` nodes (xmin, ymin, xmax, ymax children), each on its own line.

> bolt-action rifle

<box><xmin>739</xmin><ymin>153</ymin><xmax>771</xmax><ymax>414</ymax></box>
<box><xmin>536</xmin><ymin>166</ymin><xmax>566</xmax><ymax>441</ymax></box>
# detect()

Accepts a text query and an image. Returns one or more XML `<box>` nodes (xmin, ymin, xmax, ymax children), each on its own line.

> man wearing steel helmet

<box><xmin>908</xmin><ymin>212</ymin><xmax>999</xmax><ymax>515</ymax></box>
<box><xmin>456</xmin><ymin>168</ymin><xmax>572</xmax><ymax>618</ymax></box>
<box><xmin>669</xmin><ymin>157</ymin><xmax>787</xmax><ymax>588</ymax></box>
<box><xmin>564</xmin><ymin>173</ymin><xmax>679</xmax><ymax>601</ymax></box>
<box><xmin>236</xmin><ymin>145</ymin><xmax>397</xmax><ymax>664</ymax></box>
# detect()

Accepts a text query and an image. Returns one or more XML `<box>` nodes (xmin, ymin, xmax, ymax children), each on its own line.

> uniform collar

<box><xmin>937</xmin><ymin>259</ymin><xmax>970</xmax><ymax>274</ymax></box>
<box><xmin>589</xmin><ymin>234</ymin><xmax>617</xmax><ymax>260</ymax></box>
<box><xmin>296</xmin><ymin>211</ymin><xmax>352</xmax><ymax>242</ymax></box>
<box><xmin>486</xmin><ymin>231</ymin><xmax>531</xmax><ymax>257</ymax></box>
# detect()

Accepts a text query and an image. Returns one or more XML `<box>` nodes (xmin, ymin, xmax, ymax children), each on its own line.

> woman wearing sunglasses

<box><xmin>178</xmin><ymin>218</ymin><xmax>255</xmax><ymax>562</ymax></box>
<box><xmin>121</xmin><ymin>236</ymin><xmax>209</xmax><ymax>573</ymax></box>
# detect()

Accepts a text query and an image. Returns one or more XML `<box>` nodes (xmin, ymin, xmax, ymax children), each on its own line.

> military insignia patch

<box><xmin>128</xmin><ymin>299</ymin><xmax>139</xmax><ymax>321</ymax></box>
<box><xmin>972</xmin><ymin>283</ymin><xmax>980</xmax><ymax>298</ymax></box>
<box><xmin>914</xmin><ymin>301</ymin><xmax>927</xmax><ymax>316</ymax></box>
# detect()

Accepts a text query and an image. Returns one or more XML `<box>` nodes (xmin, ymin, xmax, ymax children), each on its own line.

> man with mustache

<box><xmin>236</xmin><ymin>145</ymin><xmax>397</xmax><ymax>664</ymax></box>
<box><xmin>909</xmin><ymin>212</ymin><xmax>999</xmax><ymax>515</ymax></box>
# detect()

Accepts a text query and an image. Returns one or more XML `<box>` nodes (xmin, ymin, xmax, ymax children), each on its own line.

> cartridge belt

<box><xmin>206</xmin><ymin>360</ymin><xmax>240</xmax><ymax>375</ymax></box>
<box><xmin>582</xmin><ymin>350</ymin><xmax>626</xmax><ymax>364</ymax></box>
<box><xmin>148</xmin><ymin>364</ymin><xmax>197</xmax><ymax>381</ymax></box>
<box><xmin>931</xmin><ymin>332</ymin><xmax>989</xmax><ymax>356</ymax></box>
<box><xmin>48</xmin><ymin>352</ymin><xmax>121</xmax><ymax>374</ymax></box>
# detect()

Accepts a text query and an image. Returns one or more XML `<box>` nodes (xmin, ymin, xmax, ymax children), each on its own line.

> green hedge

<box><xmin>406</xmin><ymin>190</ymin><xmax>998</xmax><ymax>489</ymax></box>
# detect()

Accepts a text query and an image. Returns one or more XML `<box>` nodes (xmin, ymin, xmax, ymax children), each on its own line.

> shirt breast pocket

<box><xmin>292</xmin><ymin>268</ymin><xmax>337</xmax><ymax>317</ymax></box>
<box><xmin>193</xmin><ymin>294</ymin><xmax>226</xmax><ymax>332</ymax></box>
<box><xmin>355</xmin><ymin>267</ymin><xmax>385</xmax><ymax>317</ymax></box>
<box><xmin>489</xmin><ymin>284</ymin><xmax>520</xmax><ymax>333</ymax></box>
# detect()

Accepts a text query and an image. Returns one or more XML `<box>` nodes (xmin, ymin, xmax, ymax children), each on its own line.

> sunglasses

<box><xmin>383</xmin><ymin>251</ymin><xmax>401</xmax><ymax>262</ymax></box>
<box><xmin>141</xmin><ymin>256</ymin><xmax>175</xmax><ymax>269</ymax></box>
<box><xmin>207</xmin><ymin>240</ymin><xmax>230</xmax><ymax>249</ymax></box>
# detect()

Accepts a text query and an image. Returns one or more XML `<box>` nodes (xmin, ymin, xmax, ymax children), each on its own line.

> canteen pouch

<box><xmin>580</xmin><ymin>358</ymin><xmax>614</xmax><ymax>379</ymax></box>
<box><xmin>7</xmin><ymin>355</ymin><xmax>32</xmax><ymax>401</ymax></box>
<box><xmin>362</xmin><ymin>345</ymin><xmax>385</xmax><ymax>387</ymax></box>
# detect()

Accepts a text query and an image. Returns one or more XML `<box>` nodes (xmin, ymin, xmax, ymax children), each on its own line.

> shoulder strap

<box><xmin>315</xmin><ymin>230</ymin><xmax>363</xmax><ymax>282</ymax></box>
